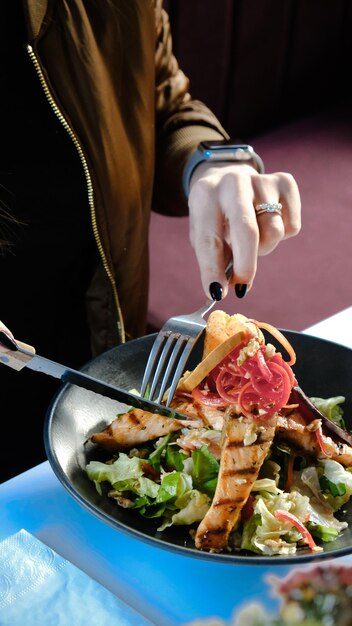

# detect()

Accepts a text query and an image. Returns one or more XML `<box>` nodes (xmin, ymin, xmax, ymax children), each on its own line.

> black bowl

<box><xmin>44</xmin><ymin>330</ymin><xmax>352</xmax><ymax>565</ymax></box>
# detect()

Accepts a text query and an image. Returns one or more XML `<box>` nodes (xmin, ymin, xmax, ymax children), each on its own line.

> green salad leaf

<box><xmin>306</xmin><ymin>522</ymin><xmax>339</xmax><ymax>543</ymax></box>
<box><xmin>310</xmin><ymin>395</ymin><xmax>346</xmax><ymax>429</ymax></box>
<box><xmin>191</xmin><ymin>444</ymin><xmax>220</xmax><ymax>496</ymax></box>
<box><xmin>86</xmin><ymin>455</ymin><xmax>159</xmax><ymax>498</ymax></box>
<box><xmin>318</xmin><ymin>459</ymin><xmax>352</xmax><ymax>510</ymax></box>
<box><xmin>148</xmin><ymin>433</ymin><xmax>172</xmax><ymax>470</ymax></box>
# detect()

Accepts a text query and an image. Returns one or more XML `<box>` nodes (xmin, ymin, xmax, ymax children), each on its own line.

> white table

<box><xmin>303</xmin><ymin>306</ymin><xmax>352</xmax><ymax>347</ymax></box>
<box><xmin>1</xmin><ymin>306</ymin><xmax>352</xmax><ymax>625</ymax></box>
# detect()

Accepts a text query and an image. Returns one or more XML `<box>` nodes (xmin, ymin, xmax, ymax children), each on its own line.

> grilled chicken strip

<box><xmin>171</xmin><ymin>394</ymin><xmax>225</xmax><ymax>430</ymax></box>
<box><xmin>277</xmin><ymin>411</ymin><xmax>352</xmax><ymax>466</ymax></box>
<box><xmin>90</xmin><ymin>408</ymin><xmax>201</xmax><ymax>451</ymax></box>
<box><xmin>172</xmin><ymin>394</ymin><xmax>352</xmax><ymax>466</ymax></box>
<box><xmin>168</xmin><ymin>396</ymin><xmax>201</xmax><ymax>420</ymax></box>
<box><xmin>195</xmin><ymin>413</ymin><xmax>277</xmax><ymax>552</ymax></box>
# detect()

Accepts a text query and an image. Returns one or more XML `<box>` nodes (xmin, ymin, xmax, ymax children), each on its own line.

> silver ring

<box><xmin>255</xmin><ymin>202</ymin><xmax>283</xmax><ymax>216</ymax></box>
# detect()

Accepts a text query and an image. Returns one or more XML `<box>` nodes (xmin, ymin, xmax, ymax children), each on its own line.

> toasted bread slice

<box><xmin>202</xmin><ymin>311</ymin><xmax>263</xmax><ymax>358</ymax></box>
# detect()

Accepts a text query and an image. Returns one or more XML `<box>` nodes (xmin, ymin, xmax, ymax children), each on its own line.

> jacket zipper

<box><xmin>26</xmin><ymin>44</ymin><xmax>125</xmax><ymax>343</ymax></box>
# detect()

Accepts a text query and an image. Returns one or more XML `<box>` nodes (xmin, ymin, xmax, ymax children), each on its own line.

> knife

<box><xmin>0</xmin><ymin>331</ymin><xmax>187</xmax><ymax>420</ymax></box>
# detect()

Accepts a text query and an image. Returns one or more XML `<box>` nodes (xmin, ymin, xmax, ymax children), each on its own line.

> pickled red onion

<box><xmin>190</xmin><ymin>325</ymin><xmax>296</xmax><ymax>420</ymax></box>
<box><xmin>274</xmin><ymin>509</ymin><xmax>318</xmax><ymax>550</ymax></box>
<box><xmin>315</xmin><ymin>426</ymin><xmax>334</xmax><ymax>458</ymax></box>
<box><xmin>191</xmin><ymin>387</ymin><xmax>229</xmax><ymax>407</ymax></box>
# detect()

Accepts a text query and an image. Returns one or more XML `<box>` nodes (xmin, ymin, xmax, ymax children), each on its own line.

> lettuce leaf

<box><xmin>319</xmin><ymin>459</ymin><xmax>352</xmax><ymax>510</ymax></box>
<box><xmin>158</xmin><ymin>489</ymin><xmax>210</xmax><ymax>531</ymax></box>
<box><xmin>136</xmin><ymin>470</ymin><xmax>193</xmax><ymax>519</ymax></box>
<box><xmin>165</xmin><ymin>445</ymin><xmax>188</xmax><ymax>471</ymax></box>
<box><xmin>306</xmin><ymin>522</ymin><xmax>339</xmax><ymax>543</ymax></box>
<box><xmin>310</xmin><ymin>395</ymin><xmax>346</xmax><ymax>429</ymax></box>
<box><xmin>191</xmin><ymin>445</ymin><xmax>220</xmax><ymax>496</ymax></box>
<box><xmin>292</xmin><ymin>463</ymin><xmax>348</xmax><ymax>535</ymax></box>
<box><xmin>148</xmin><ymin>433</ymin><xmax>172</xmax><ymax>470</ymax></box>
<box><xmin>241</xmin><ymin>490</ymin><xmax>310</xmax><ymax>555</ymax></box>
<box><xmin>86</xmin><ymin>455</ymin><xmax>159</xmax><ymax>499</ymax></box>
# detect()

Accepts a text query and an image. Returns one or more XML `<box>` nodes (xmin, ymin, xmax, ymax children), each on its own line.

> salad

<box><xmin>85</xmin><ymin>311</ymin><xmax>352</xmax><ymax>556</ymax></box>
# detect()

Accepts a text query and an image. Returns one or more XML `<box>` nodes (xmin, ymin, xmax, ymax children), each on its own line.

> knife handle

<box><xmin>0</xmin><ymin>331</ymin><xmax>36</xmax><ymax>371</ymax></box>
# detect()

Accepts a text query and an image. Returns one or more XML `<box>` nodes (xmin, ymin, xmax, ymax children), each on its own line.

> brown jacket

<box><xmin>22</xmin><ymin>0</ymin><xmax>227</xmax><ymax>353</ymax></box>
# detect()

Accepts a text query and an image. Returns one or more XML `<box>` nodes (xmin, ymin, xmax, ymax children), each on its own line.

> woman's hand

<box><xmin>188</xmin><ymin>162</ymin><xmax>301</xmax><ymax>300</ymax></box>
<box><xmin>0</xmin><ymin>321</ymin><xmax>15</xmax><ymax>352</ymax></box>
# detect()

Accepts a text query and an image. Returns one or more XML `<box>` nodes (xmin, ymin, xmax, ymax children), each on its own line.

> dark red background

<box><xmin>148</xmin><ymin>1</ymin><xmax>352</xmax><ymax>333</ymax></box>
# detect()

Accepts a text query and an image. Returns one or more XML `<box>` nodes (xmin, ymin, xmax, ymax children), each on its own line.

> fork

<box><xmin>140</xmin><ymin>299</ymin><xmax>216</xmax><ymax>407</ymax></box>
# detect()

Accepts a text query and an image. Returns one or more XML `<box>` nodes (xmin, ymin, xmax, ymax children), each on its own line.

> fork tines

<box><xmin>140</xmin><ymin>299</ymin><xmax>216</xmax><ymax>409</ymax></box>
<box><xmin>140</xmin><ymin>330</ymin><xmax>194</xmax><ymax>407</ymax></box>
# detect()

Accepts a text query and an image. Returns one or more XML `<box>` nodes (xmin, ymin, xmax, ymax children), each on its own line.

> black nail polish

<box><xmin>235</xmin><ymin>283</ymin><xmax>248</xmax><ymax>299</ymax></box>
<box><xmin>209</xmin><ymin>282</ymin><xmax>223</xmax><ymax>301</ymax></box>
<box><xmin>0</xmin><ymin>331</ymin><xmax>17</xmax><ymax>351</ymax></box>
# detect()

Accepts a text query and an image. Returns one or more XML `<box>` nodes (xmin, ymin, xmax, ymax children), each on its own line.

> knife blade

<box><xmin>0</xmin><ymin>331</ymin><xmax>187</xmax><ymax>420</ymax></box>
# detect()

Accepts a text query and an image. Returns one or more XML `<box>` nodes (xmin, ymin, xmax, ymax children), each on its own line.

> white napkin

<box><xmin>0</xmin><ymin>529</ymin><xmax>152</xmax><ymax>626</ymax></box>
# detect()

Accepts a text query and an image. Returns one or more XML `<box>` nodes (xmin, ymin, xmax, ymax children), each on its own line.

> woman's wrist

<box><xmin>183</xmin><ymin>141</ymin><xmax>264</xmax><ymax>198</ymax></box>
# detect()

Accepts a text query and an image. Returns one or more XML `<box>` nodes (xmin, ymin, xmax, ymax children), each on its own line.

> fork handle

<box><xmin>198</xmin><ymin>299</ymin><xmax>216</xmax><ymax>319</ymax></box>
<box><xmin>225</xmin><ymin>260</ymin><xmax>233</xmax><ymax>281</ymax></box>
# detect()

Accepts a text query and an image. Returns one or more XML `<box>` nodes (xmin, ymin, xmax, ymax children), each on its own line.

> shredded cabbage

<box><xmin>241</xmin><ymin>487</ymin><xmax>311</xmax><ymax>555</ymax></box>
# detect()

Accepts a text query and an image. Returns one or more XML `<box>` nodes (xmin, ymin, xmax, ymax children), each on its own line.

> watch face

<box><xmin>201</xmin><ymin>141</ymin><xmax>249</xmax><ymax>151</ymax></box>
<box><xmin>200</xmin><ymin>142</ymin><xmax>254</xmax><ymax>161</ymax></box>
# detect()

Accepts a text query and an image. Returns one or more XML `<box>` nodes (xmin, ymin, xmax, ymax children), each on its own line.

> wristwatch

<box><xmin>182</xmin><ymin>140</ymin><xmax>265</xmax><ymax>197</ymax></box>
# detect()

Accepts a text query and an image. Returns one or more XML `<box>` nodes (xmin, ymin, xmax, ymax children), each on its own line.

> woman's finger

<box><xmin>251</xmin><ymin>172</ymin><xmax>301</xmax><ymax>255</ymax></box>
<box><xmin>0</xmin><ymin>321</ymin><xmax>15</xmax><ymax>352</ymax></box>
<box><xmin>188</xmin><ymin>176</ymin><xmax>231</xmax><ymax>300</ymax></box>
